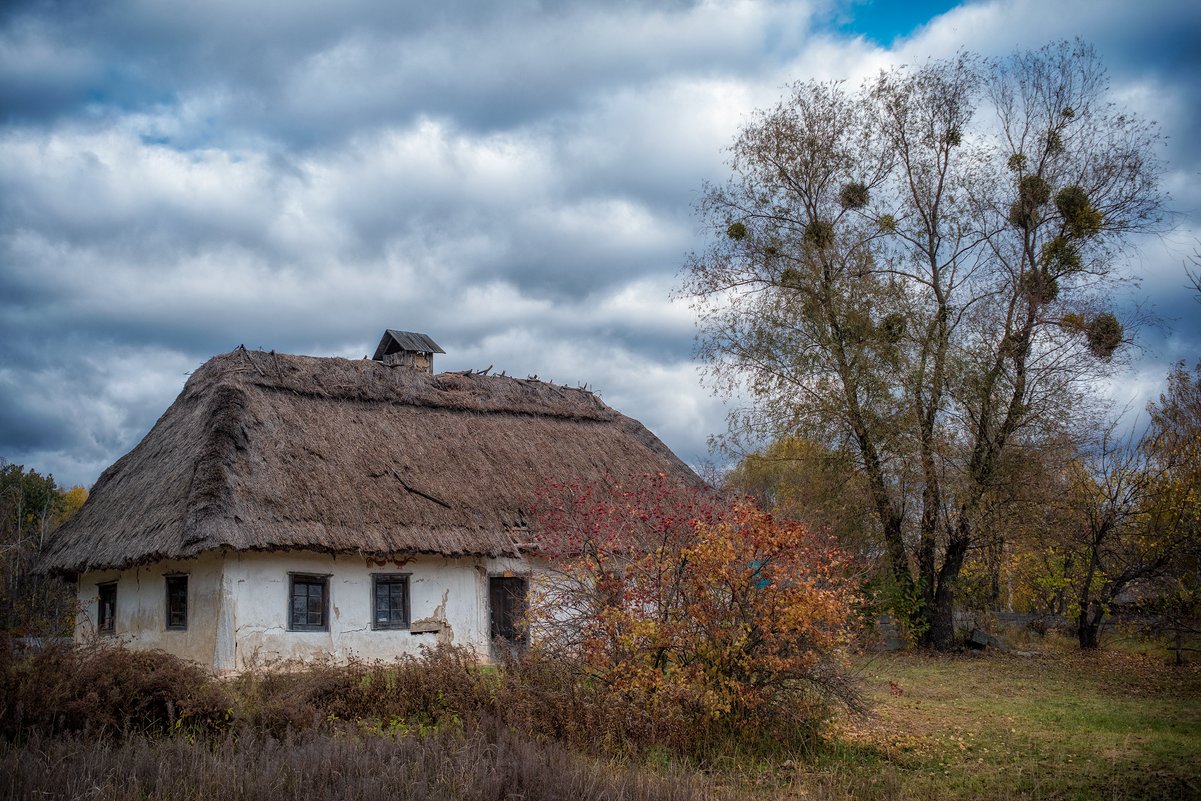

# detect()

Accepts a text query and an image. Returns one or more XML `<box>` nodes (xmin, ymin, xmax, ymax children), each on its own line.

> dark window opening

<box><xmin>289</xmin><ymin>574</ymin><xmax>329</xmax><ymax>631</ymax></box>
<box><xmin>165</xmin><ymin>575</ymin><xmax>188</xmax><ymax>630</ymax></box>
<box><xmin>97</xmin><ymin>582</ymin><xmax>117</xmax><ymax>636</ymax></box>
<box><xmin>372</xmin><ymin>574</ymin><xmax>410</xmax><ymax>630</ymax></box>
<box><xmin>489</xmin><ymin>576</ymin><xmax>528</xmax><ymax>645</ymax></box>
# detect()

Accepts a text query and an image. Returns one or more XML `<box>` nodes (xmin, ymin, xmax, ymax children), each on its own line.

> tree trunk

<box><xmin>986</xmin><ymin>538</ymin><xmax>1003</xmax><ymax>610</ymax></box>
<box><xmin>918</xmin><ymin>551</ymin><xmax>937</xmax><ymax>647</ymax></box>
<box><xmin>924</xmin><ymin>531</ymin><xmax>970</xmax><ymax>650</ymax></box>
<box><xmin>1080</xmin><ymin>595</ymin><xmax>1104</xmax><ymax>653</ymax></box>
<box><xmin>1076</xmin><ymin>602</ymin><xmax>1104</xmax><ymax>649</ymax></box>
<box><xmin>917</xmin><ymin>488</ymin><xmax>938</xmax><ymax>644</ymax></box>
<box><xmin>927</xmin><ymin>592</ymin><xmax>956</xmax><ymax>650</ymax></box>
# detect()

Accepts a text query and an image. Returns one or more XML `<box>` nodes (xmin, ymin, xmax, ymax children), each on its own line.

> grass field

<box><xmin>792</xmin><ymin>638</ymin><xmax>1201</xmax><ymax>800</ymax></box>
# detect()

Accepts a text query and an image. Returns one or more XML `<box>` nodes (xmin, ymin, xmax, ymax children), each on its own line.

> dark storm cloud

<box><xmin>1</xmin><ymin>0</ymin><xmax>781</xmax><ymax>144</ymax></box>
<box><xmin>0</xmin><ymin>389</ymin><xmax>72</xmax><ymax>451</ymax></box>
<box><xmin>1</xmin><ymin>0</ymin><xmax>1199</xmax><ymax>488</ymax></box>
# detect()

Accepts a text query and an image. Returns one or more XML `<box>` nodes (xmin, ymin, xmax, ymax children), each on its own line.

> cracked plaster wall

<box><xmin>74</xmin><ymin>550</ymin><xmax>540</xmax><ymax>672</ymax></box>
<box><xmin>75</xmin><ymin>551</ymin><xmax>225</xmax><ymax>666</ymax></box>
<box><xmin>225</xmin><ymin>550</ymin><xmax>537</xmax><ymax>670</ymax></box>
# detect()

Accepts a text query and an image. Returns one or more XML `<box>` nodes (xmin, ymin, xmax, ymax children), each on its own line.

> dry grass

<box><xmin>0</xmin><ymin>638</ymin><xmax>232</xmax><ymax>738</ymax></box>
<box><xmin>0</xmin><ymin>725</ymin><xmax>733</xmax><ymax>801</ymax></box>
<box><xmin>3</xmin><ymin>635</ymin><xmax>1198</xmax><ymax>800</ymax></box>
<box><xmin>0</xmin><ymin>639</ymin><xmax>830</xmax><ymax>762</ymax></box>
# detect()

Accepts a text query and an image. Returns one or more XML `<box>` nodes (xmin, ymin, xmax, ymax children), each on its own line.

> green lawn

<box><xmin>788</xmin><ymin>641</ymin><xmax>1201</xmax><ymax>800</ymax></box>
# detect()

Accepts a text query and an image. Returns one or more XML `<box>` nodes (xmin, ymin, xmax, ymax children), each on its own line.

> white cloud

<box><xmin>1</xmin><ymin>0</ymin><xmax>1198</xmax><ymax>488</ymax></box>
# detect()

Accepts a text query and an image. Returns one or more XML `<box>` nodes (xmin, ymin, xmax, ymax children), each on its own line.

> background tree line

<box><xmin>0</xmin><ymin>461</ymin><xmax>85</xmax><ymax>636</ymax></box>
<box><xmin>682</xmin><ymin>40</ymin><xmax>1197</xmax><ymax>649</ymax></box>
<box><xmin>725</xmin><ymin>360</ymin><xmax>1201</xmax><ymax>651</ymax></box>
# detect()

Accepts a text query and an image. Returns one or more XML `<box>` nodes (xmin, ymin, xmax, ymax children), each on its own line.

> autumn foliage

<box><xmin>530</xmin><ymin>474</ymin><xmax>862</xmax><ymax>738</ymax></box>
<box><xmin>0</xmin><ymin>462</ymin><xmax>86</xmax><ymax>635</ymax></box>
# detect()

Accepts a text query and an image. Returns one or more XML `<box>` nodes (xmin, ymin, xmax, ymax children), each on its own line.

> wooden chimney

<box><xmin>371</xmin><ymin>330</ymin><xmax>445</xmax><ymax>372</ymax></box>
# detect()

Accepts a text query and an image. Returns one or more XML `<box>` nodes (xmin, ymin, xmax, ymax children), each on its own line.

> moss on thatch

<box><xmin>39</xmin><ymin>349</ymin><xmax>700</xmax><ymax>574</ymax></box>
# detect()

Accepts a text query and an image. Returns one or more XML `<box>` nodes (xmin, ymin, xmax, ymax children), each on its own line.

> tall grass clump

<box><xmin>229</xmin><ymin>646</ymin><xmax>489</xmax><ymax>736</ymax></box>
<box><xmin>0</xmin><ymin>638</ymin><xmax>231</xmax><ymax>738</ymax></box>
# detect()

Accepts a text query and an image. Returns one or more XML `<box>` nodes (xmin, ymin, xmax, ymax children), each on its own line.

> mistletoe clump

<box><xmin>1009</xmin><ymin>174</ymin><xmax>1052</xmax><ymax>230</ymax></box>
<box><xmin>780</xmin><ymin>267</ymin><xmax>804</xmax><ymax>289</ymax></box>
<box><xmin>1056</xmin><ymin>185</ymin><xmax>1103</xmax><ymax>238</ymax></box>
<box><xmin>1040</xmin><ymin>236</ymin><xmax>1083</xmax><ymax>274</ymax></box>
<box><xmin>838</xmin><ymin>182</ymin><xmax>870</xmax><ymax>210</ymax></box>
<box><xmin>1085</xmin><ymin>312</ymin><xmax>1123</xmax><ymax>359</ymax></box>
<box><xmin>1021</xmin><ymin>269</ymin><xmax>1060</xmax><ymax>304</ymax></box>
<box><xmin>878</xmin><ymin>312</ymin><xmax>906</xmax><ymax>344</ymax></box>
<box><xmin>804</xmin><ymin>220</ymin><xmax>835</xmax><ymax>249</ymax></box>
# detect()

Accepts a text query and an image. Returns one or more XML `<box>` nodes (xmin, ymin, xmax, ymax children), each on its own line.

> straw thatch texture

<box><xmin>40</xmin><ymin>349</ymin><xmax>700</xmax><ymax>574</ymax></box>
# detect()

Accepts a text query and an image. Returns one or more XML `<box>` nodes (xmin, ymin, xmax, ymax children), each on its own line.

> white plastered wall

<box><xmin>223</xmin><ymin>550</ymin><xmax>535</xmax><ymax>671</ymax></box>
<box><xmin>75</xmin><ymin>551</ymin><xmax>225</xmax><ymax>666</ymax></box>
<box><xmin>75</xmin><ymin>549</ymin><xmax>538</xmax><ymax>672</ymax></box>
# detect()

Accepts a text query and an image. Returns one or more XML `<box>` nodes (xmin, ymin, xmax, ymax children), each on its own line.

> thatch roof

<box><xmin>40</xmin><ymin>348</ymin><xmax>700</xmax><ymax>575</ymax></box>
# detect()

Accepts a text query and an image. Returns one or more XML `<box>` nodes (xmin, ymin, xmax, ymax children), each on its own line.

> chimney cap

<box><xmin>372</xmin><ymin>330</ymin><xmax>445</xmax><ymax>361</ymax></box>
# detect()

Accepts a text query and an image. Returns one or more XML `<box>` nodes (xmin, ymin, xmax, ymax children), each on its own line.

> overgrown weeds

<box><xmin>0</xmin><ymin>724</ymin><xmax>734</xmax><ymax>801</ymax></box>
<box><xmin>0</xmin><ymin>639</ymin><xmax>831</xmax><ymax>763</ymax></box>
<box><xmin>3</xmin><ymin>636</ymin><xmax>1199</xmax><ymax>800</ymax></box>
<box><xmin>0</xmin><ymin>641</ymin><xmax>752</xmax><ymax>800</ymax></box>
<box><xmin>0</xmin><ymin>638</ymin><xmax>232</xmax><ymax>738</ymax></box>
<box><xmin>229</xmin><ymin>645</ymin><xmax>487</xmax><ymax>737</ymax></box>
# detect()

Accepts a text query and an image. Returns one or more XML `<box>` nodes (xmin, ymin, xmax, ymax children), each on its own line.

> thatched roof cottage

<box><xmin>41</xmin><ymin>331</ymin><xmax>699</xmax><ymax>671</ymax></box>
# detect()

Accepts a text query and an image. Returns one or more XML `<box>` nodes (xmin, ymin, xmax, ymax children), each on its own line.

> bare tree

<box><xmin>0</xmin><ymin>461</ymin><xmax>78</xmax><ymax>635</ymax></box>
<box><xmin>681</xmin><ymin>42</ymin><xmax>1164</xmax><ymax>648</ymax></box>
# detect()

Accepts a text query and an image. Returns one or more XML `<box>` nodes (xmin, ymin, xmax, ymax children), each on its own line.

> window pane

<box><xmin>391</xmin><ymin>586</ymin><xmax>405</xmax><ymax>624</ymax></box>
<box><xmin>308</xmin><ymin>589</ymin><xmax>323</xmax><ymax>624</ymax></box>
<box><xmin>290</xmin><ymin>577</ymin><xmax>328</xmax><ymax>630</ymax></box>
<box><xmin>372</xmin><ymin>576</ymin><xmax>408</xmax><ymax>628</ymax></box>
<box><xmin>166</xmin><ymin>576</ymin><xmax>187</xmax><ymax>629</ymax></box>
<box><xmin>98</xmin><ymin>583</ymin><xmax>117</xmax><ymax>634</ymax></box>
<box><xmin>375</xmin><ymin>584</ymin><xmax>389</xmax><ymax>617</ymax></box>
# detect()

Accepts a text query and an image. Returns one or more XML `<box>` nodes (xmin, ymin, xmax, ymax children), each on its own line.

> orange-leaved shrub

<box><xmin>531</xmin><ymin>474</ymin><xmax>863</xmax><ymax>744</ymax></box>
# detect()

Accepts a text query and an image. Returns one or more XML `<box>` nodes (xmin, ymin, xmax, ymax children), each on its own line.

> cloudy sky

<box><xmin>2</xmin><ymin>0</ymin><xmax>1199</xmax><ymax>489</ymax></box>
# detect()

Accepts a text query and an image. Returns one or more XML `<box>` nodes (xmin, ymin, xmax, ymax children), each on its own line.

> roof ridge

<box><xmin>38</xmin><ymin>347</ymin><xmax>701</xmax><ymax>574</ymax></box>
<box><xmin>186</xmin><ymin>350</ymin><xmax>617</xmax><ymax>421</ymax></box>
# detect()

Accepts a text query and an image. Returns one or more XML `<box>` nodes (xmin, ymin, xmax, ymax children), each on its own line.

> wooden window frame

<box><xmin>371</xmin><ymin>573</ymin><xmax>411</xmax><ymax>630</ymax></box>
<box><xmin>165</xmin><ymin>574</ymin><xmax>188</xmax><ymax>631</ymax></box>
<box><xmin>288</xmin><ymin>573</ymin><xmax>330</xmax><ymax>632</ymax></box>
<box><xmin>97</xmin><ymin>581</ymin><xmax>117</xmax><ymax>636</ymax></box>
